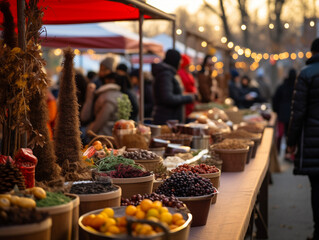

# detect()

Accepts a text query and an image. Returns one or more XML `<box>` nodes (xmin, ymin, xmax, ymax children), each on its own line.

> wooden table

<box><xmin>189</xmin><ymin>127</ymin><xmax>274</xmax><ymax>240</ymax></box>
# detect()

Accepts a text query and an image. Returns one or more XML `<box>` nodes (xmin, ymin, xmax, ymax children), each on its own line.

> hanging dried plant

<box><xmin>0</xmin><ymin>1</ymin><xmax>17</xmax><ymax>49</ymax></box>
<box><xmin>54</xmin><ymin>48</ymin><xmax>90</xmax><ymax>181</ymax></box>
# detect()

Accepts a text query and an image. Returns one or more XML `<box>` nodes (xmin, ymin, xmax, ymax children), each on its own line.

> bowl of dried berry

<box><xmin>156</xmin><ymin>172</ymin><xmax>217</xmax><ymax>227</ymax></box>
<box><xmin>123</xmin><ymin>149</ymin><xmax>163</xmax><ymax>172</ymax></box>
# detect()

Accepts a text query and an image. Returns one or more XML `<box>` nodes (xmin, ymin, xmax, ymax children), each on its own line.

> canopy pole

<box><xmin>172</xmin><ymin>20</ymin><xmax>176</xmax><ymax>50</ymax></box>
<box><xmin>138</xmin><ymin>11</ymin><xmax>144</xmax><ymax>124</ymax></box>
<box><xmin>17</xmin><ymin>0</ymin><xmax>27</xmax><ymax>148</ymax></box>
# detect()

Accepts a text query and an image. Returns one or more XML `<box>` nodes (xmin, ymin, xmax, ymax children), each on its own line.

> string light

<box><xmin>238</xmin><ymin>49</ymin><xmax>244</xmax><ymax>55</ymax></box>
<box><xmin>212</xmin><ymin>56</ymin><xmax>218</xmax><ymax>62</ymax></box>
<box><xmin>221</xmin><ymin>37</ymin><xmax>227</xmax><ymax>43</ymax></box>
<box><xmin>290</xmin><ymin>53</ymin><xmax>297</xmax><ymax>60</ymax></box>
<box><xmin>54</xmin><ymin>48</ymin><xmax>62</xmax><ymax>56</ymax></box>
<box><xmin>298</xmin><ymin>52</ymin><xmax>304</xmax><ymax>59</ymax></box>
<box><xmin>251</xmin><ymin>52</ymin><xmax>257</xmax><ymax>59</ymax></box>
<box><xmin>74</xmin><ymin>49</ymin><xmax>81</xmax><ymax>55</ymax></box>
<box><xmin>263</xmin><ymin>53</ymin><xmax>269</xmax><ymax>60</ymax></box>
<box><xmin>201</xmin><ymin>41</ymin><xmax>207</xmax><ymax>48</ymax></box>
<box><xmin>87</xmin><ymin>49</ymin><xmax>95</xmax><ymax>55</ymax></box>
<box><xmin>306</xmin><ymin>51</ymin><xmax>312</xmax><ymax>58</ymax></box>
<box><xmin>189</xmin><ymin>65</ymin><xmax>196</xmax><ymax>72</ymax></box>
<box><xmin>284</xmin><ymin>23</ymin><xmax>289</xmax><ymax>29</ymax></box>
<box><xmin>273</xmin><ymin>54</ymin><xmax>279</xmax><ymax>60</ymax></box>
<box><xmin>227</xmin><ymin>42</ymin><xmax>234</xmax><ymax>48</ymax></box>
<box><xmin>215</xmin><ymin>62</ymin><xmax>224</xmax><ymax>69</ymax></box>
<box><xmin>241</xmin><ymin>24</ymin><xmax>247</xmax><ymax>31</ymax></box>
<box><xmin>196</xmin><ymin>65</ymin><xmax>202</xmax><ymax>71</ymax></box>
<box><xmin>310</xmin><ymin>21</ymin><xmax>315</xmax><ymax>27</ymax></box>
<box><xmin>269</xmin><ymin>23</ymin><xmax>274</xmax><ymax>29</ymax></box>
<box><xmin>176</xmin><ymin>29</ymin><xmax>182</xmax><ymax>35</ymax></box>
<box><xmin>214</xmin><ymin>26</ymin><xmax>220</xmax><ymax>31</ymax></box>
<box><xmin>234</xmin><ymin>45</ymin><xmax>240</xmax><ymax>52</ymax></box>
<box><xmin>232</xmin><ymin>53</ymin><xmax>239</xmax><ymax>60</ymax></box>
<box><xmin>198</xmin><ymin>26</ymin><xmax>205</xmax><ymax>32</ymax></box>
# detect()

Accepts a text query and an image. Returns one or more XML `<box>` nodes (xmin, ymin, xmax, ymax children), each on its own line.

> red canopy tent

<box><xmin>0</xmin><ymin>0</ymin><xmax>176</xmax><ymax>123</ymax></box>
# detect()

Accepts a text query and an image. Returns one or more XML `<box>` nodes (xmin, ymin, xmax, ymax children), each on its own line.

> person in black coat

<box><xmin>151</xmin><ymin>49</ymin><xmax>195</xmax><ymax>125</ymax></box>
<box><xmin>287</xmin><ymin>38</ymin><xmax>319</xmax><ymax>240</ymax></box>
<box><xmin>272</xmin><ymin>68</ymin><xmax>296</xmax><ymax>156</ymax></box>
<box><xmin>238</xmin><ymin>75</ymin><xmax>264</xmax><ymax>109</ymax></box>
<box><xmin>228</xmin><ymin>69</ymin><xmax>242</xmax><ymax>107</ymax></box>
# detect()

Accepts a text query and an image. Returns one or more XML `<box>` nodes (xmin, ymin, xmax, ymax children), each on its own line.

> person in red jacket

<box><xmin>178</xmin><ymin>54</ymin><xmax>197</xmax><ymax>117</ymax></box>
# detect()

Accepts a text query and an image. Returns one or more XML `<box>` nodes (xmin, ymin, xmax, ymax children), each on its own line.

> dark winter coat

<box><xmin>287</xmin><ymin>54</ymin><xmax>319</xmax><ymax>175</ymax></box>
<box><xmin>238</xmin><ymin>86</ymin><xmax>264</xmax><ymax>109</ymax></box>
<box><xmin>272</xmin><ymin>78</ymin><xmax>295</xmax><ymax>123</ymax></box>
<box><xmin>151</xmin><ymin>62</ymin><xmax>194</xmax><ymax>125</ymax></box>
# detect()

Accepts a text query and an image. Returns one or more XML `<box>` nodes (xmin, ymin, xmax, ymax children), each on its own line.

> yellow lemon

<box><xmin>146</xmin><ymin>208</ymin><xmax>159</xmax><ymax>218</ymax></box>
<box><xmin>125</xmin><ymin>205</ymin><xmax>137</xmax><ymax>216</ymax></box>
<box><xmin>102</xmin><ymin>208</ymin><xmax>114</xmax><ymax>218</ymax></box>
<box><xmin>160</xmin><ymin>212</ymin><xmax>172</xmax><ymax>224</ymax></box>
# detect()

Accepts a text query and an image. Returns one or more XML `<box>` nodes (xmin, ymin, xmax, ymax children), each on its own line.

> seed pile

<box><xmin>123</xmin><ymin>150</ymin><xmax>158</xmax><ymax>160</ymax></box>
<box><xmin>70</xmin><ymin>182</ymin><xmax>118</xmax><ymax>194</ymax></box>
<box><xmin>172</xmin><ymin>164</ymin><xmax>219</xmax><ymax>174</ymax></box>
<box><xmin>0</xmin><ymin>207</ymin><xmax>49</xmax><ymax>226</ymax></box>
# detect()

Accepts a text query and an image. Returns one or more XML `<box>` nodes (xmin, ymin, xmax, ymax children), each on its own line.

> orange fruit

<box><xmin>105</xmin><ymin>218</ymin><xmax>116</xmax><ymax>228</ymax></box>
<box><xmin>108</xmin><ymin>225</ymin><xmax>120</xmax><ymax>234</ymax></box>
<box><xmin>102</xmin><ymin>208</ymin><xmax>114</xmax><ymax>218</ymax></box>
<box><xmin>140</xmin><ymin>199</ymin><xmax>153</xmax><ymax>212</ymax></box>
<box><xmin>82</xmin><ymin>214</ymin><xmax>96</xmax><ymax>226</ymax></box>
<box><xmin>172</xmin><ymin>213</ymin><xmax>184</xmax><ymax>224</ymax></box>
<box><xmin>91</xmin><ymin>215</ymin><xmax>106</xmax><ymax>229</ymax></box>
<box><xmin>147</xmin><ymin>216</ymin><xmax>159</xmax><ymax>222</ymax></box>
<box><xmin>169</xmin><ymin>224</ymin><xmax>178</xmax><ymax>230</ymax></box>
<box><xmin>159</xmin><ymin>207</ymin><xmax>169</xmax><ymax>214</ymax></box>
<box><xmin>139</xmin><ymin>224</ymin><xmax>153</xmax><ymax>235</ymax></box>
<box><xmin>117</xmin><ymin>216</ymin><xmax>127</xmax><ymax>226</ymax></box>
<box><xmin>175</xmin><ymin>219</ymin><xmax>186</xmax><ymax>226</ymax></box>
<box><xmin>125</xmin><ymin>205</ymin><xmax>137</xmax><ymax>216</ymax></box>
<box><xmin>92</xmin><ymin>141</ymin><xmax>103</xmax><ymax>150</ymax></box>
<box><xmin>152</xmin><ymin>200</ymin><xmax>162</xmax><ymax>209</ymax></box>
<box><xmin>135</xmin><ymin>210</ymin><xmax>146</xmax><ymax>219</ymax></box>
<box><xmin>146</xmin><ymin>208</ymin><xmax>159</xmax><ymax>218</ymax></box>
<box><xmin>160</xmin><ymin>212</ymin><xmax>172</xmax><ymax>224</ymax></box>
<box><xmin>119</xmin><ymin>226</ymin><xmax>127</xmax><ymax>233</ymax></box>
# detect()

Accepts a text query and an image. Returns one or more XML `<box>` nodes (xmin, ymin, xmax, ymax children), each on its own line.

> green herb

<box><xmin>36</xmin><ymin>192</ymin><xmax>71</xmax><ymax>207</ymax></box>
<box><xmin>116</xmin><ymin>94</ymin><xmax>132</xmax><ymax>120</ymax></box>
<box><xmin>95</xmin><ymin>153</ymin><xmax>142</xmax><ymax>172</ymax></box>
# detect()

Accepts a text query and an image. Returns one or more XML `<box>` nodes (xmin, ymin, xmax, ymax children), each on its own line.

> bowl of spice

<box><xmin>123</xmin><ymin>149</ymin><xmax>163</xmax><ymax>172</ymax></box>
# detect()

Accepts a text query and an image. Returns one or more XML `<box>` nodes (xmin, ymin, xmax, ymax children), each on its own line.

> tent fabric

<box><xmin>0</xmin><ymin>0</ymin><xmax>174</xmax><ymax>25</ymax></box>
<box><xmin>41</xmin><ymin>23</ymin><xmax>164</xmax><ymax>55</ymax></box>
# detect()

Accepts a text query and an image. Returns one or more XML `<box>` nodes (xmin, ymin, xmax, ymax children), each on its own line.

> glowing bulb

<box><xmin>238</xmin><ymin>49</ymin><xmax>244</xmax><ymax>55</ymax></box>
<box><xmin>212</xmin><ymin>56</ymin><xmax>218</xmax><ymax>62</ymax></box>
<box><xmin>87</xmin><ymin>49</ymin><xmax>95</xmax><ymax>55</ymax></box>
<box><xmin>298</xmin><ymin>52</ymin><xmax>304</xmax><ymax>58</ymax></box>
<box><xmin>221</xmin><ymin>37</ymin><xmax>227</xmax><ymax>43</ymax></box>
<box><xmin>54</xmin><ymin>48</ymin><xmax>62</xmax><ymax>56</ymax></box>
<box><xmin>310</xmin><ymin>21</ymin><xmax>315</xmax><ymax>27</ymax></box>
<box><xmin>234</xmin><ymin>45</ymin><xmax>240</xmax><ymax>52</ymax></box>
<box><xmin>196</xmin><ymin>65</ymin><xmax>202</xmax><ymax>71</ymax></box>
<box><xmin>269</xmin><ymin>23</ymin><xmax>274</xmax><ymax>29</ymax></box>
<box><xmin>290</xmin><ymin>53</ymin><xmax>297</xmax><ymax>60</ymax></box>
<box><xmin>214</xmin><ymin>26</ymin><xmax>220</xmax><ymax>31</ymax></box>
<box><xmin>198</xmin><ymin>26</ymin><xmax>205</xmax><ymax>32</ymax></box>
<box><xmin>251</xmin><ymin>52</ymin><xmax>257</xmax><ymax>59</ymax></box>
<box><xmin>273</xmin><ymin>54</ymin><xmax>279</xmax><ymax>60</ymax></box>
<box><xmin>74</xmin><ymin>49</ymin><xmax>80</xmax><ymax>55</ymax></box>
<box><xmin>241</xmin><ymin>24</ymin><xmax>247</xmax><ymax>31</ymax></box>
<box><xmin>201</xmin><ymin>41</ymin><xmax>208</xmax><ymax>48</ymax></box>
<box><xmin>263</xmin><ymin>53</ymin><xmax>269</xmax><ymax>60</ymax></box>
<box><xmin>284</xmin><ymin>23</ymin><xmax>289</xmax><ymax>29</ymax></box>
<box><xmin>306</xmin><ymin>51</ymin><xmax>312</xmax><ymax>58</ymax></box>
<box><xmin>227</xmin><ymin>42</ymin><xmax>234</xmax><ymax>48</ymax></box>
<box><xmin>176</xmin><ymin>29</ymin><xmax>182</xmax><ymax>35</ymax></box>
<box><xmin>232</xmin><ymin>53</ymin><xmax>238</xmax><ymax>60</ymax></box>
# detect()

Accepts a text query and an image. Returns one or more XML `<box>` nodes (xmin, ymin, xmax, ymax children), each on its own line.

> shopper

<box><xmin>94</xmin><ymin>57</ymin><xmax>115</xmax><ymax>89</ymax></box>
<box><xmin>272</xmin><ymin>68</ymin><xmax>296</xmax><ymax>160</ymax></box>
<box><xmin>256</xmin><ymin>68</ymin><xmax>272</xmax><ymax>102</ymax></box>
<box><xmin>238</xmin><ymin>75</ymin><xmax>264</xmax><ymax>109</ymax></box>
<box><xmin>151</xmin><ymin>49</ymin><xmax>195</xmax><ymax>124</ymax></box>
<box><xmin>84</xmin><ymin>73</ymin><xmax>123</xmax><ymax>136</ymax></box>
<box><xmin>287</xmin><ymin>38</ymin><xmax>319</xmax><ymax>240</ymax></box>
<box><xmin>178</xmin><ymin>54</ymin><xmax>197</xmax><ymax>117</ymax></box>
<box><xmin>228</xmin><ymin>69</ymin><xmax>241</xmax><ymax>107</ymax></box>
<box><xmin>197</xmin><ymin>55</ymin><xmax>213</xmax><ymax>103</ymax></box>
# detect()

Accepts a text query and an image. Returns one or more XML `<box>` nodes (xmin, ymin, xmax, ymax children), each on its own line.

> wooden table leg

<box><xmin>256</xmin><ymin>170</ymin><xmax>269</xmax><ymax>239</ymax></box>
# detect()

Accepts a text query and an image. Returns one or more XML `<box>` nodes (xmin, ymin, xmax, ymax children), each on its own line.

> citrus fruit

<box><xmin>160</xmin><ymin>212</ymin><xmax>172</xmax><ymax>224</ymax></box>
<box><xmin>140</xmin><ymin>199</ymin><xmax>153</xmax><ymax>212</ymax></box>
<box><xmin>176</xmin><ymin>219</ymin><xmax>186</xmax><ymax>226</ymax></box>
<box><xmin>91</xmin><ymin>215</ymin><xmax>106</xmax><ymax>229</ymax></box>
<box><xmin>117</xmin><ymin>216</ymin><xmax>127</xmax><ymax>226</ymax></box>
<box><xmin>125</xmin><ymin>205</ymin><xmax>137</xmax><ymax>216</ymax></box>
<box><xmin>108</xmin><ymin>225</ymin><xmax>120</xmax><ymax>234</ymax></box>
<box><xmin>82</xmin><ymin>214</ymin><xmax>95</xmax><ymax>226</ymax></box>
<box><xmin>146</xmin><ymin>208</ymin><xmax>159</xmax><ymax>218</ymax></box>
<box><xmin>172</xmin><ymin>213</ymin><xmax>184</xmax><ymax>224</ymax></box>
<box><xmin>102</xmin><ymin>208</ymin><xmax>114</xmax><ymax>218</ymax></box>
<box><xmin>139</xmin><ymin>224</ymin><xmax>153</xmax><ymax>235</ymax></box>
<box><xmin>147</xmin><ymin>216</ymin><xmax>159</xmax><ymax>222</ymax></box>
<box><xmin>152</xmin><ymin>200</ymin><xmax>162</xmax><ymax>209</ymax></box>
<box><xmin>159</xmin><ymin>206</ymin><xmax>169</xmax><ymax>214</ymax></box>
<box><xmin>135</xmin><ymin>209</ymin><xmax>146</xmax><ymax>219</ymax></box>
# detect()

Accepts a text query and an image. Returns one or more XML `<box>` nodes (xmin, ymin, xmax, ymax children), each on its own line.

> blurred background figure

<box><xmin>87</xmin><ymin>70</ymin><xmax>97</xmax><ymax>83</ymax></box>
<box><xmin>116</xmin><ymin>63</ymin><xmax>139</xmax><ymax>121</ymax></box>
<box><xmin>178</xmin><ymin>54</ymin><xmax>197</xmax><ymax>118</ymax></box>
<box><xmin>94</xmin><ymin>57</ymin><xmax>115</xmax><ymax>89</ymax></box>
<box><xmin>272</xmin><ymin>68</ymin><xmax>297</xmax><ymax>161</ymax></box>
<box><xmin>228</xmin><ymin>69</ymin><xmax>241</xmax><ymax>107</ymax></box>
<box><xmin>197</xmin><ymin>55</ymin><xmax>213</xmax><ymax>103</ymax></box>
<box><xmin>256</xmin><ymin>68</ymin><xmax>272</xmax><ymax>103</ymax></box>
<box><xmin>239</xmin><ymin>75</ymin><xmax>264</xmax><ymax>109</ymax></box>
<box><xmin>152</xmin><ymin>49</ymin><xmax>195</xmax><ymax>124</ymax></box>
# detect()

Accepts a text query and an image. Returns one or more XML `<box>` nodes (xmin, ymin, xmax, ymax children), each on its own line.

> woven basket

<box><xmin>87</xmin><ymin>130</ymin><xmax>116</xmax><ymax>149</ymax></box>
<box><xmin>112</xmin><ymin>174</ymin><xmax>154</xmax><ymax>199</ymax></box>
<box><xmin>199</xmin><ymin>170</ymin><xmax>221</xmax><ymax>204</ymax></box>
<box><xmin>133</xmin><ymin>157</ymin><xmax>163</xmax><ymax>172</ymax></box>
<box><xmin>157</xmin><ymin>133</ymin><xmax>193</xmax><ymax>147</ymax></box>
<box><xmin>214</xmin><ymin>147</ymin><xmax>249</xmax><ymax>172</ymax></box>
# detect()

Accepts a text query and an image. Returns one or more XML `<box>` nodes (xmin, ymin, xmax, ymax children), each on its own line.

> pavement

<box><xmin>267</xmin><ymin>146</ymin><xmax>313</xmax><ymax>240</ymax></box>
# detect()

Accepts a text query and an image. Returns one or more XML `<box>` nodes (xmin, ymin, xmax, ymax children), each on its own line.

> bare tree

<box><xmin>237</xmin><ymin>0</ymin><xmax>249</xmax><ymax>46</ymax></box>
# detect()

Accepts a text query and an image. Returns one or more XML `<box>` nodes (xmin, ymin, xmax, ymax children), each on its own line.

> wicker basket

<box><xmin>111</xmin><ymin>174</ymin><xmax>154</xmax><ymax>199</ymax></box>
<box><xmin>87</xmin><ymin>130</ymin><xmax>116</xmax><ymax>149</ymax></box>
<box><xmin>214</xmin><ymin>147</ymin><xmax>249</xmax><ymax>172</ymax></box>
<box><xmin>199</xmin><ymin>170</ymin><xmax>221</xmax><ymax>204</ymax></box>
<box><xmin>133</xmin><ymin>157</ymin><xmax>163</xmax><ymax>172</ymax></box>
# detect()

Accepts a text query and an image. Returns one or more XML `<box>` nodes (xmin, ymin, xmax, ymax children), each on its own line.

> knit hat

<box><xmin>116</xmin><ymin>63</ymin><xmax>128</xmax><ymax>73</ymax></box>
<box><xmin>180</xmin><ymin>54</ymin><xmax>191</xmax><ymax>68</ymax></box>
<box><xmin>230</xmin><ymin>69</ymin><xmax>239</xmax><ymax>78</ymax></box>
<box><xmin>100</xmin><ymin>57</ymin><xmax>115</xmax><ymax>72</ymax></box>
<box><xmin>164</xmin><ymin>49</ymin><xmax>181</xmax><ymax>70</ymax></box>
